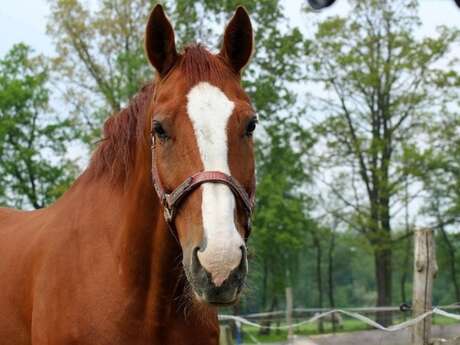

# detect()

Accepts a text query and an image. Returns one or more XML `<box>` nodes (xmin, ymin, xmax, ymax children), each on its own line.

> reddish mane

<box><xmin>87</xmin><ymin>82</ymin><xmax>154</xmax><ymax>183</ymax></box>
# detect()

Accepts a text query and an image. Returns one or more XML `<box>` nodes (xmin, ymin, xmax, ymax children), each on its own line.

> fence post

<box><xmin>219</xmin><ymin>325</ymin><xmax>234</xmax><ymax>345</ymax></box>
<box><xmin>412</xmin><ymin>228</ymin><xmax>438</xmax><ymax>345</ymax></box>
<box><xmin>286</xmin><ymin>287</ymin><xmax>294</xmax><ymax>343</ymax></box>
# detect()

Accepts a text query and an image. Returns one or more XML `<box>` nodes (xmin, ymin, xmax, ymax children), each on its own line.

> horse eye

<box><xmin>245</xmin><ymin>117</ymin><xmax>258</xmax><ymax>137</ymax></box>
<box><xmin>153</xmin><ymin>121</ymin><xmax>169</xmax><ymax>141</ymax></box>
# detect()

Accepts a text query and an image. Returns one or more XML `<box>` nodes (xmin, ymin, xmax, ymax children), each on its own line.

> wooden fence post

<box><xmin>219</xmin><ymin>325</ymin><xmax>234</xmax><ymax>345</ymax></box>
<box><xmin>412</xmin><ymin>228</ymin><xmax>438</xmax><ymax>345</ymax></box>
<box><xmin>286</xmin><ymin>287</ymin><xmax>294</xmax><ymax>343</ymax></box>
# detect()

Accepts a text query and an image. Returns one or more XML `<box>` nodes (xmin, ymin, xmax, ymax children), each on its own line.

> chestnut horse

<box><xmin>0</xmin><ymin>5</ymin><xmax>256</xmax><ymax>345</ymax></box>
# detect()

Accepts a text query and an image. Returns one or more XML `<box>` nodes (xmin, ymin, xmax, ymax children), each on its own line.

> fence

<box><xmin>219</xmin><ymin>229</ymin><xmax>460</xmax><ymax>345</ymax></box>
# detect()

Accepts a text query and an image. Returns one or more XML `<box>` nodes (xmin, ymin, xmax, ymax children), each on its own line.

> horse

<box><xmin>0</xmin><ymin>5</ymin><xmax>256</xmax><ymax>344</ymax></box>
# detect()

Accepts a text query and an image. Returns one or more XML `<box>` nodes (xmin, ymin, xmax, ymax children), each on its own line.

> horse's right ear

<box><xmin>145</xmin><ymin>4</ymin><xmax>178</xmax><ymax>77</ymax></box>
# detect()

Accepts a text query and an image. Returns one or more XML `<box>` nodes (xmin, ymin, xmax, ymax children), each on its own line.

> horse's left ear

<box><xmin>219</xmin><ymin>6</ymin><xmax>254</xmax><ymax>74</ymax></box>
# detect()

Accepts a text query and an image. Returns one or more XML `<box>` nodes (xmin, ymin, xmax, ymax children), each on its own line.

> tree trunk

<box><xmin>261</xmin><ymin>261</ymin><xmax>268</xmax><ymax>311</ymax></box>
<box><xmin>259</xmin><ymin>295</ymin><xmax>278</xmax><ymax>336</ymax></box>
<box><xmin>327</xmin><ymin>230</ymin><xmax>337</xmax><ymax>332</ymax></box>
<box><xmin>312</xmin><ymin>234</ymin><xmax>324</xmax><ymax>333</ymax></box>
<box><xmin>374</xmin><ymin>246</ymin><xmax>392</xmax><ymax>326</ymax></box>
<box><xmin>401</xmin><ymin>176</ymin><xmax>410</xmax><ymax>308</ymax></box>
<box><xmin>400</xmin><ymin>235</ymin><xmax>411</xmax><ymax>305</ymax></box>
<box><xmin>375</xmin><ymin>183</ymin><xmax>393</xmax><ymax>326</ymax></box>
<box><xmin>285</xmin><ymin>287</ymin><xmax>294</xmax><ymax>340</ymax></box>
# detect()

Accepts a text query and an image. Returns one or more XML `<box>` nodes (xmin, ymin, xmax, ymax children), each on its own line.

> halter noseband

<box><xmin>150</xmin><ymin>134</ymin><xmax>255</xmax><ymax>236</ymax></box>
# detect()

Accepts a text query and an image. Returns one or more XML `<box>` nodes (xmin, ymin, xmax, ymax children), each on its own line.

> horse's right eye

<box><xmin>245</xmin><ymin>117</ymin><xmax>258</xmax><ymax>137</ymax></box>
<box><xmin>153</xmin><ymin>121</ymin><xmax>169</xmax><ymax>141</ymax></box>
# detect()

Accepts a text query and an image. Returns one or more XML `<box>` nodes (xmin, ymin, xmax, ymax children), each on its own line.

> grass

<box><xmin>433</xmin><ymin>315</ymin><xmax>460</xmax><ymax>326</ymax></box>
<box><xmin>238</xmin><ymin>315</ymin><xmax>460</xmax><ymax>344</ymax></box>
<box><xmin>241</xmin><ymin>319</ymin><xmax>368</xmax><ymax>344</ymax></box>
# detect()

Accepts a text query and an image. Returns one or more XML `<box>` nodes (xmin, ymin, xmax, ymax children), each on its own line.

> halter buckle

<box><xmin>162</xmin><ymin>194</ymin><xmax>173</xmax><ymax>224</ymax></box>
<box><xmin>163</xmin><ymin>206</ymin><xmax>173</xmax><ymax>224</ymax></box>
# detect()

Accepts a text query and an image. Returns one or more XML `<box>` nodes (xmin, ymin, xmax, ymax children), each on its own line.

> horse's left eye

<box><xmin>245</xmin><ymin>117</ymin><xmax>258</xmax><ymax>137</ymax></box>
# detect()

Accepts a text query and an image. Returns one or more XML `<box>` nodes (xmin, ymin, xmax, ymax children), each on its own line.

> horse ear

<box><xmin>145</xmin><ymin>4</ymin><xmax>178</xmax><ymax>77</ymax></box>
<box><xmin>219</xmin><ymin>6</ymin><xmax>254</xmax><ymax>74</ymax></box>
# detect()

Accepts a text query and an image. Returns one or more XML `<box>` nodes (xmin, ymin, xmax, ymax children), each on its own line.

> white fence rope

<box><xmin>241</xmin><ymin>304</ymin><xmax>460</xmax><ymax>318</ymax></box>
<box><xmin>218</xmin><ymin>307</ymin><xmax>460</xmax><ymax>332</ymax></box>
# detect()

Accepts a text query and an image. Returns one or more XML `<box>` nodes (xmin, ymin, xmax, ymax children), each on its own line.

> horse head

<box><xmin>145</xmin><ymin>5</ymin><xmax>256</xmax><ymax>306</ymax></box>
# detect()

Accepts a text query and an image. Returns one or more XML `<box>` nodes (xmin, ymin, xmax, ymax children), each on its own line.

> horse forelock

<box><xmin>177</xmin><ymin>44</ymin><xmax>236</xmax><ymax>85</ymax></box>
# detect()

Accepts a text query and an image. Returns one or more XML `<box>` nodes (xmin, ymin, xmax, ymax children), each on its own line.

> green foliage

<box><xmin>47</xmin><ymin>0</ymin><xmax>155</xmax><ymax>144</ymax></box>
<box><xmin>0</xmin><ymin>44</ymin><xmax>78</xmax><ymax>209</ymax></box>
<box><xmin>306</xmin><ymin>0</ymin><xmax>459</xmax><ymax>314</ymax></box>
<box><xmin>420</xmin><ymin>108</ymin><xmax>460</xmax><ymax>225</ymax></box>
<box><xmin>249</xmin><ymin>121</ymin><xmax>316</xmax><ymax>301</ymax></box>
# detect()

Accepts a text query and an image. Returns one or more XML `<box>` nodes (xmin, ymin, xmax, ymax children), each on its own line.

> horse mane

<box><xmin>87</xmin><ymin>82</ymin><xmax>154</xmax><ymax>184</ymax></box>
<box><xmin>87</xmin><ymin>44</ymin><xmax>234</xmax><ymax>185</ymax></box>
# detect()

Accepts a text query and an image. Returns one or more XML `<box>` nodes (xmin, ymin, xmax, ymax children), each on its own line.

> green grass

<box><xmin>241</xmin><ymin>319</ymin><xmax>368</xmax><ymax>344</ymax></box>
<box><xmin>239</xmin><ymin>316</ymin><xmax>460</xmax><ymax>344</ymax></box>
<box><xmin>433</xmin><ymin>315</ymin><xmax>460</xmax><ymax>326</ymax></box>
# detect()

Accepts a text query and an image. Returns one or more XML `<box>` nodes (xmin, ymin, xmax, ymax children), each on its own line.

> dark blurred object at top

<box><xmin>307</xmin><ymin>0</ymin><xmax>459</xmax><ymax>10</ymax></box>
<box><xmin>307</xmin><ymin>0</ymin><xmax>337</xmax><ymax>10</ymax></box>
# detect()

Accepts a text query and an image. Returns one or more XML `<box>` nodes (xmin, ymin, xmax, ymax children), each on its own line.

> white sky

<box><xmin>1</xmin><ymin>1</ymin><xmax>459</xmax><ymax>56</ymax></box>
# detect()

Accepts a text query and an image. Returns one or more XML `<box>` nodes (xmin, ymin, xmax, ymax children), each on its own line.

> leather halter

<box><xmin>150</xmin><ymin>133</ymin><xmax>255</xmax><ymax>236</ymax></box>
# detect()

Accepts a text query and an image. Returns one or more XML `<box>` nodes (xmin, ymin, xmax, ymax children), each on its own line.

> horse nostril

<box><xmin>240</xmin><ymin>245</ymin><xmax>247</xmax><ymax>261</ymax></box>
<box><xmin>191</xmin><ymin>246</ymin><xmax>202</xmax><ymax>274</ymax></box>
<box><xmin>237</xmin><ymin>246</ymin><xmax>248</xmax><ymax>273</ymax></box>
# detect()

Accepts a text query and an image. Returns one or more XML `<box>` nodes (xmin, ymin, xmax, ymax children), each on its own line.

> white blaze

<box><xmin>186</xmin><ymin>82</ymin><xmax>244</xmax><ymax>286</ymax></box>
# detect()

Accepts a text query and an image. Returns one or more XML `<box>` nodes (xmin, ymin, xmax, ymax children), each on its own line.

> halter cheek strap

<box><xmin>151</xmin><ymin>135</ymin><xmax>255</xmax><ymax>237</ymax></box>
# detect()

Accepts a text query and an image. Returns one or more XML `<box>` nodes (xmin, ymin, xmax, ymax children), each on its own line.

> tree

<box><xmin>421</xmin><ymin>108</ymin><xmax>460</xmax><ymax>301</ymax></box>
<box><xmin>47</xmin><ymin>0</ymin><xmax>154</xmax><ymax>143</ymax></box>
<box><xmin>0</xmin><ymin>44</ymin><xmax>78</xmax><ymax>209</ymax></box>
<box><xmin>307</xmin><ymin>0</ymin><xmax>459</xmax><ymax>325</ymax></box>
<box><xmin>250</xmin><ymin>121</ymin><xmax>316</xmax><ymax>333</ymax></box>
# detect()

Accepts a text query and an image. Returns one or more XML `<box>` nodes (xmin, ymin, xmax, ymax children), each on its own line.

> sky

<box><xmin>1</xmin><ymin>1</ymin><xmax>459</xmax><ymax>57</ymax></box>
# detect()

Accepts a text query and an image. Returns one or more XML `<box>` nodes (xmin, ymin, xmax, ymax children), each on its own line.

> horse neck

<box><xmin>61</xmin><ymin>139</ymin><xmax>184</xmax><ymax>312</ymax></box>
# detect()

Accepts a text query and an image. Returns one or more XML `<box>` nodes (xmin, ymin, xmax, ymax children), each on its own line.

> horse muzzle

<box><xmin>185</xmin><ymin>246</ymin><xmax>247</xmax><ymax>305</ymax></box>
